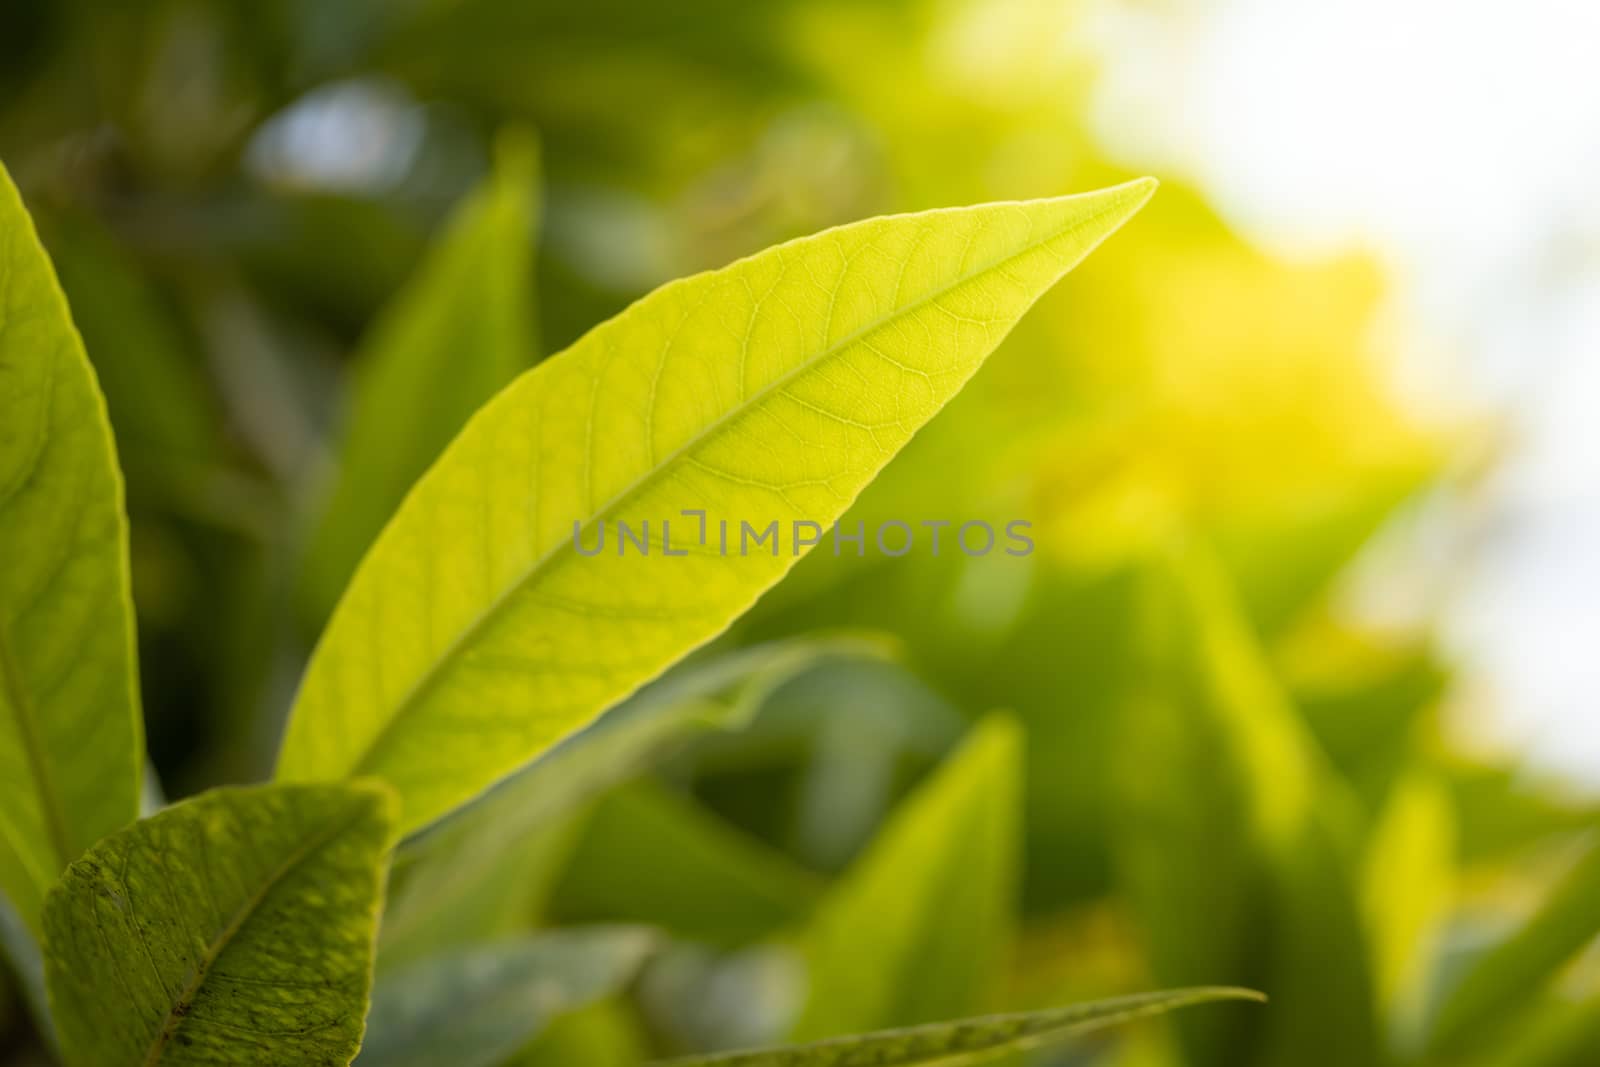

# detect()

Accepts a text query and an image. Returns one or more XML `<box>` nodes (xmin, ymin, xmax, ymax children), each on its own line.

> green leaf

<box><xmin>380</xmin><ymin>638</ymin><xmax>873</xmax><ymax>963</ymax></box>
<box><xmin>357</xmin><ymin>927</ymin><xmax>656</xmax><ymax>1067</ymax></box>
<box><xmin>793</xmin><ymin>713</ymin><xmax>1021</xmax><ymax>1039</ymax></box>
<box><xmin>42</xmin><ymin>781</ymin><xmax>397</xmax><ymax>1067</ymax></box>
<box><xmin>1429</xmin><ymin>831</ymin><xmax>1600</xmax><ymax>1055</ymax></box>
<box><xmin>1472</xmin><ymin>996</ymin><xmax>1600</xmax><ymax>1067</ymax></box>
<box><xmin>511</xmin><ymin>999</ymin><xmax>648</xmax><ymax>1067</ymax></box>
<box><xmin>551</xmin><ymin>780</ymin><xmax>823</xmax><ymax>945</ymax></box>
<box><xmin>1114</xmin><ymin>543</ymin><xmax>1378</xmax><ymax>1067</ymax></box>
<box><xmin>42</xmin><ymin>212</ymin><xmax>221</xmax><ymax>482</ymax></box>
<box><xmin>653</xmin><ymin>987</ymin><xmax>1265</xmax><ymax>1066</ymax></box>
<box><xmin>1361</xmin><ymin>768</ymin><xmax>1454</xmax><ymax>1038</ymax></box>
<box><xmin>298</xmin><ymin>130</ymin><xmax>541</xmax><ymax>623</ymax></box>
<box><xmin>276</xmin><ymin>179</ymin><xmax>1155</xmax><ymax>835</ymax></box>
<box><xmin>0</xmin><ymin>160</ymin><xmax>144</xmax><ymax>935</ymax></box>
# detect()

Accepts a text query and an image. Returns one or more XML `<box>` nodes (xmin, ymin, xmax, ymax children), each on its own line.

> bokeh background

<box><xmin>2</xmin><ymin>0</ymin><xmax>1597</xmax><ymax>1064</ymax></box>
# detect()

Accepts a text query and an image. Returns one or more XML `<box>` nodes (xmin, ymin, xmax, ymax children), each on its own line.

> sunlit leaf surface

<box><xmin>276</xmin><ymin>180</ymin><xmax>1156</xmax><ymax>835</ymax></box>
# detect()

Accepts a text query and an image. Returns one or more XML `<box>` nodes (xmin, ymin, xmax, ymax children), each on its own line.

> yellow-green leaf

<box><xmin>793</xmin><ymin>713</ymin><xmax>1021</xmax><ymax>1039</ymax></box>
<box><xmin>299</xmin><ymin>131</ymin><xmax>541</xmax><ymax>623</ymax></box>
<box><xmin>654</xmin><ymin>987</ymin><xmax>1264</xmax><ymax>1067</ymax></box>
<box><xmin>0</xmin><ymin>159</ymin><xmax>144</xmax><ymax>935</ymax></box>
<box><xmin>42</xmin><ymin>781</ymin><xmax>397</xmax><ymax>1067</ymax></box>
<box><xmin>276</xmin><ymin>179</ymin><xmax>1155</xmax><ymax>835</ymax></box>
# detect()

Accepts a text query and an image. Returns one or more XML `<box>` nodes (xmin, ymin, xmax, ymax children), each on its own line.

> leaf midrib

<box><xmin>141</xmin><ymin>799</ymin><xmax>371</xmax><ymax>1065</ymax></box>
<box><xmin>332</xmin><ymin>195</ymin><xmax>1131</xmax><ymax>781</ymax></box>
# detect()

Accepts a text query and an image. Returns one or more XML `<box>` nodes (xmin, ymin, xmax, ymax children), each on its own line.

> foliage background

<box><xmin>2</xmin><ymin>0</ymin><xmax>1596</xmax><ymax>1064</ymax></box>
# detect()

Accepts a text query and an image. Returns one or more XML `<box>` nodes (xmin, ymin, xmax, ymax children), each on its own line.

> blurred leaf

<box><xmin>1430</xmin><ymin>832</ymin><xmax>1600</xmax><ymax>1055</ymax></box>
<box><xmin>300</xmin><ymin>130</ymin><xmax>540</xmax><ymax>621</ymax></box>
<box><xmin>1288</xmin><ymin>628</ymin><xmax>1447</xmax><ymax>805</ymax></box>
<box><xmin>275</xmin><ymin>180</ymin><xmax>1156</xmax><ymax>836</ymax></box>
<box><xmin>1446</xmin><ymin>762</ymin><xmax>1595</xmax><ymax>867</ymax></box>
<box><xmin>512</xmin><ymin>998</ymin><xmax>649</xmax><ymax>1067</ymax></box>
<box><xmin>1362</xmin><ymin>768</ymin><xmax>1454</xmax><ymax>1041</ymax></box>
<box><xmin>657</xmin><ymin>987</ymin><xmax>1265</xmax><ymax>1067</ymax></box>
<box><xmin>679</xmin><ymin>652</ymin><xmax>964</xmax><ymax>872</ymax></box>
<box><xmin>1115</xmin><ymin>544</ymin><xmax>1379</xmax><ymax>1067</ymax></box>
<box><xmin>552</xmin><ymin>781</ymin><xmax>822</xmax><ymax>945</ymax></box>
<box><xmin>0</xmin><ymin>160</ymin><xmax>144</xmax><ymax>936</ymax></box>
<box><xmin>381</xmin><ymin>808</ymin><xmax>582</xmax><ymax>971</ymax></box>
<box><xmin>0</xmin><ymin>894</ymin><xmax>50</xmax><ymax>1049</ymax></box>
<box><xmin>381</xmin><ymin>637</ymin><xmax>874</xmax><ymax>963</ymax></box>
<box><xmin>359</xmin><ymin>927</ymin><xmax>656</xmax><ymax>1067</ymax></box>
<box><xmin>41</xmin><ymin>213</ymin><xmax>221</xmax><ymax>486</ymax></box>
<box><xmin>42</xmin><ymin>782</ymin><xmax>396</xmax><ymax>1067</ymax></box>
<box><xmin>1470</xmin><ymin>996</ymin><xmax>1600</xmax><ymax>1067</ymax></box>
<box><xmin>793</xmin><ymin>713</ymin><xmax>1021</xmax><ymax>1039</ymax></box>
<box><xmin>639</xmin><ymin>942</ymin><xmax>805</xmax><ymax>1056</ymax></box>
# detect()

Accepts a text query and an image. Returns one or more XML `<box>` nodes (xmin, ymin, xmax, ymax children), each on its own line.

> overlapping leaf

<box><xmin>276</xmin><ymin>180</ymin><xmax>1156</xmax><ymax>835</ymax></box>
<box><xmin>380</xmin><ymin>638</ymin><xmax>876</xmax><ymax>963</ymax></box>
<box><xmin>42</xmin><ymin>782</ymin><xmax>396</xmax><ymax>1066</ymax></box>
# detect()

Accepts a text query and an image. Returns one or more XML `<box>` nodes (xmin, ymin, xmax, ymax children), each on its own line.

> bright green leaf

<box><xmin>357</xmin><ymin>927</ymin><xmax>656</xmax><ymax>1067</ymax></box>
<box><xmin>299</xmin><ymin>130</ymin><xmax>541</xmax><ymax>623</ymax></box>
<box><xmin>793</xmin><ymin>713</ymin><xmax>1021</xmax><ymax>1039</ymax></box>
<box><xmin>0</xmin><ymin>160</ymin><xmax>144</xmax><ymax>935</ymax></box>
<box><xmin>654</xmin><ymin>987</ymin><xmax>1265</xmax><ymax>1066</ymax></box>
<box><xmin>42</xmin><ymin>781</ymin><xmax>397</xmax><ymax>1067</ymax></box>
<box><xmin>276</xmin><ymin>179</ymin><xmax>1156</xmax><ymax>835</ymax></box>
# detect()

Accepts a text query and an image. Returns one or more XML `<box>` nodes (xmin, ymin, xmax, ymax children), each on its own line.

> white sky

<box><xmin>1087</xmin><ymin>0</ymin><xmax>1600</xmax><ymax>781</ymax></box>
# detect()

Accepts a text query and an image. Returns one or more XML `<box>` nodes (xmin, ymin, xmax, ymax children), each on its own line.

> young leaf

<box><xmin>42</xmin><ymin>782</ymin><xmax>397</xmax><ymax>1067</ymax></box>
<box><xmin>299</xmin><ymin>130</ymin><xmax>541</xmax><ymax>623</ymax></box>
<box><xmin>793</xmin><ymin>713</ymin><xmax>1020</xmax><ymax>1039</ymax></box>
<box><xmin>0</xmin><ymin>160</ymin><xmax>144</xmax><ymax>934</ymax></box>
<box><xmin>276</xmin><ymin>179</ymin><xmax>1156</xmax><ymax>836</ymax></box>
<box><xmin>357</xmin><ymin>927</ymin><xmax>656</xmax><ymax>1067</ymax></box>
<box><xmin>654</xmin><ymin>987</ymin><xmax>1264</xmax><ymax>1066</ymax></box>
